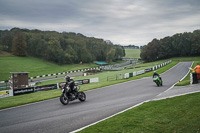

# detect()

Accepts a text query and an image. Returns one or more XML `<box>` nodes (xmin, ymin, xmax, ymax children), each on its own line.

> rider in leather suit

<box><xmin>153</xmin><ymin>71</ymin><xmax>162</xmax><ymax>82</ymax></box>
<box><xmin>65</xmin><ymin>75</ymin><xmax>76</xmax><ymax>98</ymax></box>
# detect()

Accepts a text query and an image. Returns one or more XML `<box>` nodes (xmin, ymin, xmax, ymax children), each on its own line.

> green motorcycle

<box><xmin>153</xmin><ymin>75</ymin><xmax>163</xmax><ymax>86</ymax></box>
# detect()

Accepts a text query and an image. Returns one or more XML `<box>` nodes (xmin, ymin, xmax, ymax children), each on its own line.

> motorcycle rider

<box><xmin>65</xmin><ymin>75</ymin><xmax>76</xmax><ymax>99</ymax></box>
<box><xmin>153</xmin><ymin>71</ymin><xmax>162</xmax><ymax>83</ymax></box>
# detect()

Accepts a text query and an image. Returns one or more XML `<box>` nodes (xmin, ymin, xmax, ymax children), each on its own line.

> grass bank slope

<box><xmin>124</xmin><ymin>48</ymin><xmax>140</xmax><ymax>58</ymax></box>
<box><xmin>79</xmin><ymin>92</ymin><xmax>200</xmax><ymax>133</ymax></box>
<box><xmin>0</xmin><ymin>56</ymin><xmax>97</xmax><ymax>81</ymax></box>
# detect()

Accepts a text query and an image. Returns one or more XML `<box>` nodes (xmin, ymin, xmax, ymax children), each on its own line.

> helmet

<box><xmin>65</xmin><ymin>75</ymin><xmax>70</xmax><ymax>80</ymax></box>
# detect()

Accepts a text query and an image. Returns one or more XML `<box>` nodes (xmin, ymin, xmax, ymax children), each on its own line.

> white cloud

<box><xmin>0</xmin><ymin>0</ymin><xmax>200</xmax><ymax>46</ymax></box>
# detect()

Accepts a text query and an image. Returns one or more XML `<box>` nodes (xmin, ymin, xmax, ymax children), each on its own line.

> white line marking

<box><xmin>152</xmin><ymin>90</ymin><xmax>200</xmax><ymax>101</ymax></box>
<box><xmin>156</xmin><ymin>61</ymin><xmax>193</xmax><ymax>97</ymax></box>
<box><xmin>70</xmin><ymin>100</ymin><xmax>150</xmax><ymax>133</ymax></box>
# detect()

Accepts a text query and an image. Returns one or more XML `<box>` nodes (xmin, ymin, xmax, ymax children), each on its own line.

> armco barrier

<box><xmin>1</xmin><ymin>77</ymin><xmax>99</xmax><ymax>98</ymax></box>
<box><xmin>124</xmin><ymin>60</ymin><xmax>171</xmax><ymax>79</ymax></box>
<box><xmin>13</xmin><ymin>87</ymin><xmax>34</xmax><ymax>96</ymax></box>
<box><xmin>0</xmin><ymin>90</ymin><xmax>13</xmax><ymax>98</ymax></box>
<box><xmin>124</xmin><ymin>73</ymin><xmax>129</xmax><ymax>79</ymax></box>
<box><xmin>29</xmin><ymin>67</ymin><xmax>99</xmax><ymax>80</ymax></box>
<box><xmin>0</xmin><ymin>67</ymin><xmax>100</xmax><ymax>83</ymax></box>
<box><xmin>90</xmin><ymin>77</ymin><xmax>99</xmax><ymax>83</ymax></box>
<box><xmin>0</xmin><ymin>90</ymin><xmax>9</xmax><ymax>98</ymax></box>
<box><xmin>61</xmin><ymin>78</ymin><xmax>98</xmax><ymax>87</ymax></box>
<box><xmin>0</xmin><ymin>61</ymin><xmax>172</xmax><ymax>83</ymax></box>
<box><xmin>13</xmin><ymin>84</ymin><xmax>57</xmax><ymax>96</ymax></box>
<box><xmin>190</xmin><ymin>73</ymin><xmax>193</xmax><ymax>85</ymax></box>
<box><xmin>74</xmin><ymin>79</ymin><xmax>90</xmax><ymax>85</ymax></box>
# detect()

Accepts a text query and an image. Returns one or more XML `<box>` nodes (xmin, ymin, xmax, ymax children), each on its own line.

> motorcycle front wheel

<box><xmin>78</xmin><ymin>92</ymin><xmax>86</xmax><ymax>102</ymax></box>
<box><xmin>60</xmin><ymin>94</ymin><xmax>69</xmax><ymax>105</ymax></box>
<box><xmin>156</xmin><ymin>81</ymin><xmax>160</xmax><ymax>86</ymax></box>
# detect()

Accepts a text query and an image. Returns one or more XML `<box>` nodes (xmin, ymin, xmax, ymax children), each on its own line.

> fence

<box><xmin>0</xmin><ymin>67</ymin><xmax>100</xmax><ymax>84</ymax></box>
<box><xmin>0</xmin><ymin>77</ymin><xmax>99</xmax><ymax>98</ymax></box>
<box><xmin>123</xmin><ymin>60</ymin><xmax>171</xmax><ymax>79</ymax></box>
<box><xmin>107</xmin><ymin>60</ymin><xmax>171</xmax><ymax>81</ymax></box>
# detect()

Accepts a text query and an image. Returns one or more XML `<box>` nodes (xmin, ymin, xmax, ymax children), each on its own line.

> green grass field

<box><xmin>79</xmin><ymin>92</ymin><xmax>200</xmax><ymax>133</ymax></box>
<box><xmin>0</xmin><ymin>56</ymin><xmax>98</xmax><ymax>81</ymax></box>
<box><xmin>0</xmin><ymin>50</ymin><xmax>138</xmax><ymax>81</ymax></box>
<box><xmin>124</xmin><ymin>48</ymin><xmax>141</xmax><ymax>58</ymax></box>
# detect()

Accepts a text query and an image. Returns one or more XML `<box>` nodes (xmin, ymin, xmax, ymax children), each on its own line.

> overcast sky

<box><xmin>0</xmin><ymin>0</ymin><xmax>200</xmax><ymax>46</ymax></box>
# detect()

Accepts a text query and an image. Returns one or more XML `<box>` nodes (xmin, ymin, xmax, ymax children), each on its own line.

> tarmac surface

<box><xmin>152</xmin><ymin>83</ymin><xmax>200</xmax><ymax>101</ymax></box>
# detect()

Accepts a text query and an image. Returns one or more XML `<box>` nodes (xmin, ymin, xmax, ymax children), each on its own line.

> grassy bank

<box><xmin>0</xmin><ymin>56</ymin><xmax>98</xmax><ymax>81</ymax></box>
<box><xmin>124</xmin><ymin>48</ymin><xmax>141</xmax><ymax>58</ymax></box>
<box><xmin>37</xmin><ymin>60</ymin><xmax>176</xmax><ymax>91</ymax></box>
<box><xmin>79</xmin><ymin>92</ymin><xmax>200</xmax><ymax>133</ymax></box>
<box><xmin>0</xmin><ymin>89</ymin><xmax>61</xmax><ymax>110</ymax></box>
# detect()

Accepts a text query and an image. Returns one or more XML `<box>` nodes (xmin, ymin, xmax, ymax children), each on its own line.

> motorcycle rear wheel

<box><xmin>78</xmin><ymin>92</ymin><xmax>86</xmax><ymax>102</ymax></box>
<box><xmin>60</xmin><ymin>94</ymin><xmax>69</xmax><ymax>105</ymax></box>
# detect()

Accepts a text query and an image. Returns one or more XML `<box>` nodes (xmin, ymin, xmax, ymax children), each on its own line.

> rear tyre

<box><xmin>78</xmin><ymin>92</ymin><xmax>86</xmax><ymax>102</ymax></box>
<box><xmin>60</xmin><ymin>94</ymin><xmax>69</xmax><ymax>105</ymax></box>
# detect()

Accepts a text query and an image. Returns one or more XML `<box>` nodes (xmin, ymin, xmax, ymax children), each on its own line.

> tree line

<box><xmin>140</xmin><ymin>29</ymin><xmax>200</xmax><ymax>62</ymax></box>
<box><xmin>0</xmin><ymin>28</ymin><xmax>125</xmax><ymax>64</ymax></box>
<box><xmin>123</xmin><ymin>45</ymin><xmax>140</xmax><ymax>49</ymax></box>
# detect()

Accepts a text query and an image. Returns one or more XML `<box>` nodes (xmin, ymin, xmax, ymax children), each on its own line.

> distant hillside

<box><xmin>140</xmin><ymin>29</ymin><xmax>200</xmax><ymax>62</ymax></box>
<box><xmin>124</xmin><ymin>48</ymin><xmax>141</xmax><ymax>59</ymax></box>
<box><xmin>0</xmin><ymin>28</ymin><xmax>125</xmax><ymax>64</ymax></box>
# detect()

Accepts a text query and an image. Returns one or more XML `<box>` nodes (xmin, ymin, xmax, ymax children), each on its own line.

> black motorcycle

<box><xmin>60</xmin><ymin>85</ymin><xmax>86</xmax><ymax>105</ymax></box>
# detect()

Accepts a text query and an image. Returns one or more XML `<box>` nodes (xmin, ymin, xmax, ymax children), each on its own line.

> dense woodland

<box><xmin>140</xmin><ymin>29</ymin><xmax>200</xmax><ymax>62</ymax></box>
<box><xmin>0</xmin><ymin>28</ymin><xmax>125</xmax><ymax>64</ymax></box>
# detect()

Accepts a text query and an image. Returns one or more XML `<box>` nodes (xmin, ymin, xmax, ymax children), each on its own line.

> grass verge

<box><xmin>124</xmin><ymin>48</ymin><xmax>141</xmax><ymax>58</ymax></box>
<box><xmin>0</xmin><ymin>89</ymin><xmax>61</xmax><ymax>110</ymax></box>
<box><xmin>0</xmin><ymin>56</ymin><xmax>98</xmax><ymax>81</ymax></box>
<box><xmin>79</xmin><ymin>92</ymin><xmax>200</xmax><ymax>133</ymax></box>
<box><xmin>174</xmin><ymin>57</ymin><xmax>200</xmax><ymax>86</ymax></box>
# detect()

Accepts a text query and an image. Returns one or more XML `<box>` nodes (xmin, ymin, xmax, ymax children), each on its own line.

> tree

<box><xmin>115</xmin><ymin>45</ymin><xmax>125</xmax><ymax>59</ymax></box>
<box><xmin>1</xmin><ymin>27</ymin><xmax>126</xmax><ymax>64</ymax></box>
<box><xmin>45</xmin><ymin>39</ymin><xmax>65</xmax><ymax>64</ymax></box>
<box><xmin>106</xmin><ymin>48</ymin><xmax>116</xmax><ymax>62</ymax></box>
<box><xmin>65</xmin><ymin>45</ymin><xmax>78</xmax><ymax>64</ymax></box>
<box><xmin>0</xmin><ymin>30</ymin><xmax>14</xmax><ymax>52</ymax></box>
<box><xmin>11</xmin><ymin>31</ymin><xmax>27</xmax><ymax>56</ymax></box>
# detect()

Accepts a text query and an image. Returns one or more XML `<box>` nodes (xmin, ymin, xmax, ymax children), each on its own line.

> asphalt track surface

<box><xmin>0</xmin><ymin>62</ymin><xmax>193</xmax><ymax>133</ymax></box>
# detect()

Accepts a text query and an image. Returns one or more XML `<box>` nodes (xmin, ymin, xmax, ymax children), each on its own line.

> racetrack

<box><xmin>0</xmin><ymin>62</ymin><xmax>193</xmax><ymax>133</ymax></box>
